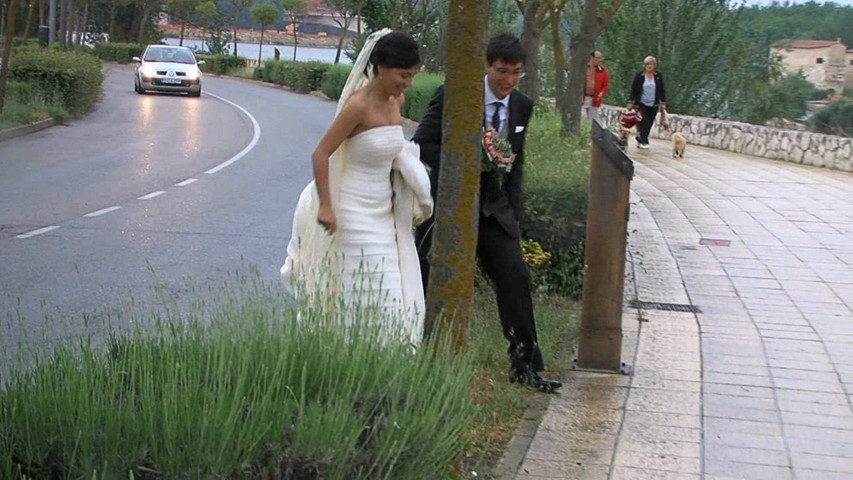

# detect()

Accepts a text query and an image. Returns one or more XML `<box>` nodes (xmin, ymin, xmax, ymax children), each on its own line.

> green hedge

<box><xmin>521</xmin><ymin>105</ymin><xmax>591</xmax><ymax>297</ymax></box>
<box><xmin>197</xmin><ymin>54</ymin><xmax>247</xmax><ymax>75</ymax></box>
<box><xmin>402</xmin><ymin>73</ymin><xmax>444</xmax><ymax>122</ymax></box>
<box><xmin>255</xmin><ymin>60</ymin><xmax>329</xmax><ymax>93</ymax></box>
<box><xmin>321</xmin><ymin>64</ymin><xmax>351</xmax><ymax>99</ymax></box>
<box><xmin>10</xmin><ymin>49</ymin><xmax>103</xmax><ymax>115</ymax></box>
<box><xmin>92</xmin><ymin>42</ymin><xmax>143</xmax><ymax>64</ymax></box>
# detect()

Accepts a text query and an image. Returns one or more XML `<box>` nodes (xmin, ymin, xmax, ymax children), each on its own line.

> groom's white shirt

<box><xmin>484</xmin><ymin>75</ymin><xmax>510</xmax><ymax>132</ymax></box>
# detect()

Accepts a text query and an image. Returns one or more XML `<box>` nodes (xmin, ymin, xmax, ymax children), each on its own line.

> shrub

<box><xmin>521</xmin><ymin>105</ymin><xmax>591</xmax><ymax>297</ymax></box>
<box><xmin>197</xmin><ymin>54</ymin><xmax>247</xmax><ymax>75</ymax></box>
<box><xmin>9</xmin><ymin>48</ymin><xmax>103</xmax><ymax>115</ymax></box>
<box><xmin>402</xmin><ymin>73</ymin><xmax>444</xmax><ymax>122</ymax></box>
<box><xmin>322</xmin><ymin>64</ymin><xmax>352</xmax><ymax>99</ymax></box>
<box><xmin>92</xmin><ymin>42</ymin><xmax>143</xmax><ymax>64</ymax></box>
<box><xmin>0</xmin><ymin>278</ymin><xmax>474</xmax><ymax>478</ymax></box>
<box><xmin>255</xmin><ymin>60</ymin><xmax>331</xmax><ymax>93</ymax></box>
<box><xmin>808</xmin><ymin>99</ymin><xmax>853</xmax><ymax>137</ymax></box>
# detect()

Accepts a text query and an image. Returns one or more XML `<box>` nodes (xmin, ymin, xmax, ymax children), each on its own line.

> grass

<box><xmin>0</xmin><ymin>97</ymin><xmax>61</xmax><ymax>131</ymax></box>
<box><xmin>0</xmin><ymin>270</ymin><xmax>579</xmax><ymax>479</ymax></box>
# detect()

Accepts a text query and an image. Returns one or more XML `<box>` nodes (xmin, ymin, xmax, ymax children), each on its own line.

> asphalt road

<box><xmin>0</xmin><ymin>64</ymin><xmax>337</xmax><ymax>349</ymax></box>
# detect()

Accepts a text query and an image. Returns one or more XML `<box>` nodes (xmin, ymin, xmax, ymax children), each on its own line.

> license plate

<box><xmin>161</xmin><ymin>78</ymin><xmax>182</xmax><ymax>85</ymax></box>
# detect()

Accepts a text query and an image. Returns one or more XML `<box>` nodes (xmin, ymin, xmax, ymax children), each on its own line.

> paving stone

<box><xmin>612</xmin><ymin>450</ymin><xmax>701</xmax><ymax>474</ymax></box>
<box><xmin>704</xmin><ymin>460</ymin><xmax>796</xmax><ymax>479</ymax></box>
<box><xmin>610</xmin><ymin>466</ymin><xmax>700</xmax><ymax>479</ymax></box>
<box><xmin>516</xmin><ymin>460</ymin><xmax>611</xmax><ymax>479</ymax></box>
<box><xmin>790</xmin><ymin>451</ymin><xmax>853</xmax><ymax>472</ymax></box>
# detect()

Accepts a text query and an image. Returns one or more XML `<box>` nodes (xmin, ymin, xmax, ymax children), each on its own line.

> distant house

<box><xmin>847</xmin><ymin>48</ymin><xmax>853</xmax><ymax>94</ymax></box>
<box><xmin>287</xmin><ymin>0</ymin><xmax>362</xmax><ymax>38</ymax></box>
<box><xmin>772</xmin><ymin>39</ymin><xmax>848</xmax><ymax>93</ymax></box>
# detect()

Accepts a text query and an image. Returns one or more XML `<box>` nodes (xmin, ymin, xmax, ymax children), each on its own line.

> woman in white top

<box><xmin>628</xmin><ymin>55</ymin><xmax>667</xmax><ymax>149</ymax></box>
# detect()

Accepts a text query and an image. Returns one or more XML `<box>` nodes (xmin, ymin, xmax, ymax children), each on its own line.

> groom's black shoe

<box><xmin>508</xmin><ymin>344</ymin><xmax>562</xmax><ymax>394</ymax></box>
<box><xmin>510</xmin><ymin>366</ymin><xmax>563</xmax><ymax>393</ymax></box>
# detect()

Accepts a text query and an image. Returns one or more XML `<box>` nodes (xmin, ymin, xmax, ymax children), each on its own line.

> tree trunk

<box><xmin>423</xmin><ymin>0</ymin><xmax>489</xmax><ymax>352</ymax></box>
<box><xmin>179</xmin><ymin>19</ymin><xmax>185</xmax><ymax>45</ymax></box>
<box><xmin>518</xmin><ymin>0</ymin><xmax>541</xmax><ymax>101</ymax></box>
<box><xmin>565</xmin><ymin>0</ymin><xmax>626</xmax><ymax>135</ymax></box>
<box><xmin>23</xmin><ymin>0</ymin><xmax>34</xmax><ymax>41</ymax></box>
<box><xmin>232</xmin><ymin>22</ymin><xmax>238</xmax><ymax>56</ymax></box>
<box><xmin>0</xmin><ymin>0</ymin><xmax>21</xmax><ymax>113</ymax></box>
<box><xmin>108</xmin><ymin>8</ymin><xmax>116</xmax><ymax>39</ymax></box>
<box><xmin>291</xmin><ymin>19</ymin><xmax>297</xmax><ymax>61</ymax></box>
<box><xmin>258</xmin><ymin>25</ymin><xmax>264</xmax><ymax>63</ymax></box>
<box><xmin>333</xmin><ymin>15</ymin><xmax>352</xmax><ymax>64</ymax></box>
<box><xmin>137</xmin><ymin>4</ymin><xmax>150</xmax><ymax>45</ymax></box>
<box><xmin>77</xmin><ymin>2</ymin><xmax>87</xmax><ymax>45</ymax></box>
<box><xmin>65</xmin><ymin>0</ymin><xmax>73</xmax><ymax>46</ymax></box>
<box><xmin>549</xmin><ymin>5</ymin><xmax>569</xmax><ymax>134</ymax></box>
<box><xmin>58</xmin><ymin>0</ymin><xmax>66</xmax><ymax>49</ymax></box>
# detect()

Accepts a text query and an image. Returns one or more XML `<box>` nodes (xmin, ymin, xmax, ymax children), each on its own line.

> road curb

<box><xmin>494</xmin><ymin>394</ymin><xmax>552</xmax><ymax>479</ymax></box>
<box><xmin>0</xmin><ymin>118</ymin><xmax>56</xmax><ymax>143</ymax></box>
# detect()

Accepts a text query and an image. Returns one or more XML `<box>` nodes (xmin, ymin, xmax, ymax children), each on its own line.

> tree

<box><xmin>562</xmin><ymin>0</ymin><xmax>626</xmax><ymax>135</ymax></box>
<box><xmin>196</xmin><ymin>0</ymin><xmax>218</xmax><ymax>52</ymax></box>
<box><xmin>0</xmin><ymin>0</ymin><xmax>21</xmax><ymax>114</ymax></box>
<box><xmin>229</xmin><ymin>0</ymin><xmax>254</xmax><ymax>56</ymax></box>
<box><xmin>170</xmin><ymin>0</ymin><xmax>201</xmax><ymax>46</ymax></box>
<box><xmin>516</xmin><ymin>0</ymin><xmax>543</xmax><ymax>101</ymax></box>
<box><xmin>599</xmin><ymin>0</ymin><xmax>750</xmax><ymax>120</ymax></box>
<box><xmin>423</xmin><ymin>0</ymin><xmax>488</xmax><ymax>351</ymax></box>
<box><xmin>97</xmin><ymin>0</ymin><xmax>129</xmax><ymax>40</ymax></box>
<box><xmin>323</xmin><ymin>0</ymin><xmax>362</xmax><ymax>64</ymax></box>
<box><xmin>251</xmin><ymin>3</ymin><xmax>279</xmax><ymax>63</ymax></box>
<box><xmin>281</xmin><ymin>0</ymin><xmax>306</xmax><ymax>61</ymax></box>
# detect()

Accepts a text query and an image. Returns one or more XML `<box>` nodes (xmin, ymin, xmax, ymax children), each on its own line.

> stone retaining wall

<box><xmin>599</xmin><ymin>106</ymin><xmax>852</xmax><ymax>172</ymax></box>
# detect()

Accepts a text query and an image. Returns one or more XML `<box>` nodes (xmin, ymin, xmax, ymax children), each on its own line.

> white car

<box><xmin>133</xmin><ymin>45</ymin><xmax>205</xmax><ymax>97</ymax></box>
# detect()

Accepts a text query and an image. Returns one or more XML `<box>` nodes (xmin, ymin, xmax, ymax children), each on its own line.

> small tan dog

<box><xmin>671</xmin><ymin>131</ymin><xmax>686</xmax><ymax>158</ymax></box>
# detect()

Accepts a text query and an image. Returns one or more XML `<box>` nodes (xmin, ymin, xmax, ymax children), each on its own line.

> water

<box><xmin>164</xmin><ymin>38</ymin><xmax>352</xmax><ymax>64</ymax></box>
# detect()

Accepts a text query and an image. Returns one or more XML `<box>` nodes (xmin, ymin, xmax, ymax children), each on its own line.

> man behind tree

<box><xmin>583</xmin><ymin>50</ymin><xmax>609</xmax><ymax>122</ymax></box>
<box><xmin>413</xmin><ymin>33</ymin><xmax>562</xmax><ymax>393</ymax></box>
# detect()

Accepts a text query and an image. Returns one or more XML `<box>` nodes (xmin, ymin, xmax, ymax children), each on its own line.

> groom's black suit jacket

<box><xmin>412</xmin><ymin>85</ymin><xmax>534</xmax><ymax>238</ymax></box>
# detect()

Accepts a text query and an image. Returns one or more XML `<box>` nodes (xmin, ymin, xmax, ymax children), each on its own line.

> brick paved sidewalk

<box><xmin>502</xmin><ymin>140</ymin><xmax>853</xmax><ymax>479</ymax></box>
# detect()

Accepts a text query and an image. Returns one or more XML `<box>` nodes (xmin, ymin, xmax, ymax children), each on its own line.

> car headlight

<box><xmin>141</xmin><ymin>66</ymin><xmax>156</xmax><ymax>78</ymax></box>
<box><xmin>185</xmin><ymin>69</ymin><xmax>200</xmax><ymax>80</ymax></box>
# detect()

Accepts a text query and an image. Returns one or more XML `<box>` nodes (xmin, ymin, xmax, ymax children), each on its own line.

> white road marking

<box><xmin>84</xmin><ymin>206</ymin><xmax>122</xmax><ymax>217</ymax></box>
<box><xmin>16</xmin><ymin>225</ymin><xmax>60</xmax><ymax>239</ymax></box>
<box><xmin>138</xmin><ymin>190</ymin><xmax>166</xmax><ymax>200</ymax></box>
<box><xmin>203</xmin><ymin>92</ymin><xmax>261</xmax><ymax>174</ymax></box>
<box><xmin>175</xmin><ymin>178</ymin><xmax>197</xmax><ymax>187</ymax></box>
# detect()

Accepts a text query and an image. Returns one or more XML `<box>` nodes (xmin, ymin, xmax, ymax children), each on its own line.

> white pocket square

<box><xmin>514</xmin><ymin>126</ymin><xmax>525</xmax><ymax>133</ymax></box>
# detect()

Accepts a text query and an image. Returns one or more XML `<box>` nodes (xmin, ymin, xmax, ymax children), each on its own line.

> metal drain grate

<box><xmin>630</xmin><ymin>300</ymin><xmax>702</xmax><ymax>313</ymax></box>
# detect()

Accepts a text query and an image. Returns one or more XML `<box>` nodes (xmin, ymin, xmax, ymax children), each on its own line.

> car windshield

<box><xmin>144</xmin><ymin>48</ymin><xmax>195</xmax><ymax>64</ymax></box>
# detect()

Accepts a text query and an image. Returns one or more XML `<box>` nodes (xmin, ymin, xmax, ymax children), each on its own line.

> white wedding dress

<box><xmin>280</xmin><ymin>30</ymin><xmax>432</xmax><ymax>347</ymax></box>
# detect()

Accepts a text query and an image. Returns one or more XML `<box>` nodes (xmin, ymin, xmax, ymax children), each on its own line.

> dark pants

<box><xmin>415</xmin><ymin>214</ymin><xmax>545</xmax><ymax>372</ymax></box>
<box><xmin>637</xmin><ymin>103</ymin><xmax>658</xmax><ymax>145</ymax></box>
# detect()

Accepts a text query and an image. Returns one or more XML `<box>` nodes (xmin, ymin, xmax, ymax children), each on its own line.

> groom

<box><xmin>413</xmin><ymin>33</ymin><xmax>561</xmax><ymax>392</ymax></box>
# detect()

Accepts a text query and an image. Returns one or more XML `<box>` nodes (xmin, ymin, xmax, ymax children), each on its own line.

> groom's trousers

<box><xmin>416</xmin><ymin>214</ymin><xmax>545</xmax><ymax>373</ymax></box>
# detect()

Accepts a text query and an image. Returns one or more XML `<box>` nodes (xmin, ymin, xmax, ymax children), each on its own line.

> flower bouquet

<box><xmin>481</xmin><ymin>128</ymin><xmax>515</xmax><ymax>174</ymax></box>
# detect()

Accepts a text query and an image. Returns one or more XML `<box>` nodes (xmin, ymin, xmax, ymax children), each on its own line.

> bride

<box><xmin>280</xmin><ymin>30</ymin><xmax>433</xmax><ymax>346</ymax></box>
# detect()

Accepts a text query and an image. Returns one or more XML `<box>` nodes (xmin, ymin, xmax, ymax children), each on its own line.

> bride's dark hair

<box><xmin>366</xmin><ymin>32</ymin><xmax>420</xmax><ymax>76</ymax></box>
